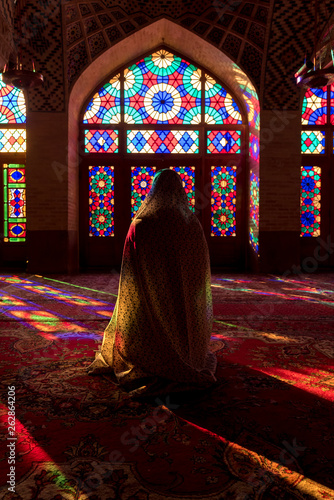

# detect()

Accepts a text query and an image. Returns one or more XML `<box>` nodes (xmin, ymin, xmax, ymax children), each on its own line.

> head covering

<box><xmin>134</xmin><ymin>168</ymin><xmax>192</xmax><ymax>221</ymax></box>
<box><xmin>87</xmin><ymin>168</ymin><xmax>217</xmax><ymax>394</ymax></box>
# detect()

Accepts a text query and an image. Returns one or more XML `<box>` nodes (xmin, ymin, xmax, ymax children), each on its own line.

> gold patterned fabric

<box><xmin>87</xmin><ymin>169</ymin><xmax>217</xmax><ymax>393</ymax></box>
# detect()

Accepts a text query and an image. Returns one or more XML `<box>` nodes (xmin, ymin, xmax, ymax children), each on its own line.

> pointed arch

<box><xmin>68</xmin><ymin>19</ymin><xmax>260</xmax><ymax>264</ymax></box>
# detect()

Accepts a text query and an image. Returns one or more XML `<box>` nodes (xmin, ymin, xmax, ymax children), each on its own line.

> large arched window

<box><xmin>0</xmin><ymin>74</ymin><xmax>26</xmax><ymax>244</ymax></box>
<box><xmin>301</xmin><ymin>85</ymin><xmax>334</xmax><ymax>267</ymax></box>
<box><xmin>80</xmin><ymin>49</ymin><xmax>248</xmax><ymax>268</ymax></box>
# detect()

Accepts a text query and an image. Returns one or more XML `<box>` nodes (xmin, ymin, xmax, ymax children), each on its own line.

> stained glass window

<box><xmin>83</xmin><ymin>51</ymin><xmax>244</xmax><ymax>129</ymax></box>
<box><xmin>211</xmin><ymin>166</ymin><xmax>236</xmax><ymax>236</ymax></box>
<box><xmin>0</xmin><ymin>129</ymin><xmax>26</xmax><ymax>153</ymax></box>
<box><xmin>249</xmin><ymin>171</ymin><xmax>259</xmax><ymax>253</ymax></box>
<box><xmin>124</xmin><ymin>50</ymin><xmax>202</xmax><ymax>125</ymax></box>
<box><xmin>3</xmin><ymin>164</ymin><xmax>26</xmax><ymax>242</ymax></box>
<box><xmin>301</xmin><ymin>131</ymin><xmax>325</xmax><ymax>154</ymax></box>
<box><xmin>249</xmin><ymin>133</ymin><xmax>259</xmax><ymax>160</ymax></box>
<box><xmin>83</xmin><ymin>51</ymin><xmax>246</xmax><ymax>240</ymax></box>
<box><xmin>302</xmin><ymin>87</ymin><xmax>327</xmax><ymax>125</ymax></box>
<box><xmin>330</xmin><ymin>85</ymin><xmax>334</xmax><ymax>125</ymax></box>
<box><xmin>232</xmin><ymin>66</ymin><xmax>259</xmax><ymax>129</ymax></box>
<box><xmin>207</xmin><ymin>131</ymin><xmax>241</xmax><ymax>154</ymax></box>
<box><xmin>83</xmin><ymin>74</ymin><xmax>121</xmax><ymax>124</ymax></box>
<box><xmin>127</xmin><ymin>130</ymin><xmax>199</xmax><ymax>153</ymax></box>
<box><xmin>131</xmin><ymin>166</ymin><xmax>156</xmax><ymax>218</ymax></box>
<box><xmin>170</xmin><ymin>166</ymin><xmax>195</xmax><ymax>212</ymax></box>
<box><xmin>0</xmin><ymin>75</ymin><xmax>26</xmax><ymax>124</ymax></box>
<box><xmin>300</xmin><ymin>166</ymin><xmax>320</xmax><ymax>237</ymax></box>
<box><xmin>85</xmin><ymin>130</ymin><xmax>118</xmax><ymax>153</ymax></box>
<box><xmin>205</xmin><ymin>74</ymin><xmax>242</xmax><ymax>124</ymax></box>
<box><xmin>89</xmin><ymin>166</ymin><xmax>114</xmax><ymax>236</ymax></box>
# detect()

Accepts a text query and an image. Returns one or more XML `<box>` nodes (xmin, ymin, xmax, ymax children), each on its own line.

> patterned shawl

<box><xmin>87</xmin><ymin>169</ymin><xmax>217</xmax><ymax>391</ymax></box>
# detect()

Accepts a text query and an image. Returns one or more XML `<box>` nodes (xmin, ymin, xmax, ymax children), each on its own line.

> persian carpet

<box><xmin>0</xmin><ymin>272</ymin><xmax>334</xmax><ymax>499</ymax></box>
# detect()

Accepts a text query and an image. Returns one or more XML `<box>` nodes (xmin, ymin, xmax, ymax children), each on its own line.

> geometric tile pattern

<box><xmin>65</xmin><ymin>0</ymin><xmax>273</xmax><ymax>96</ymax></box>
<box><xmin>15</xmin><ymin>0</ymin><xmax>65</xmax><ymax>112</ymax></box>
<box><xmin>263</xmin><ymin>0</ymin><xmax>330</xmax><ymax>109</ymax></box>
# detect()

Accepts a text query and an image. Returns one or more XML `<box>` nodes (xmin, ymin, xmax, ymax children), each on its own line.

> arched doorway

<box><xmin>79</xmin><ymin>47</ymin><xmax>249</xmax><ymax>269</ymax></box>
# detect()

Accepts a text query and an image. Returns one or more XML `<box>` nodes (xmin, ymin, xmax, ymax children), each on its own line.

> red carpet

<box><xmin>0</xmin><ymin>273</ymin><xmax>334</xmax><ymax>499</ymax></box>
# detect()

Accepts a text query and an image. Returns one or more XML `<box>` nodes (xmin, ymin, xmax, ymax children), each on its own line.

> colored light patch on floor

<box><xmin>0</xmin><ymin>272</ymin><xmax>334</xmax><ymax>497</ymax></box>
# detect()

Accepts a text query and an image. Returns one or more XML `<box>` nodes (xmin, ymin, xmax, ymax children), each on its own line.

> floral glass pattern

<box><xmin>302</xmin><ymin>87</ymin><xmax>327</xmax><ymax>125</ymax></box>
<box><xmin>249</xmin><ymin>133</ymin><xmax>259</xmax><ymax>160</ymax></box>
<box><xmin>3</xmin><ymin>164</ymin><xmax>26</xmax><ymax>242</ymax></box>
<box><xmin>83</xmin><ymin>74</ymin><xmax>121</xmax><ymax>124</ymax></box>
<box><xmin>131</xmin><ymin>166</ymin><xmax>156</xmax><ymax>218</ymax></box>
<box><xmin>124</xmin><ymin>50</ymin><xmax>201</xmax><ymax>124</ymax></box>
<box><xmin>89</xmin><ymin>166</ymin><xmax>114</xmax><ymax>236</ymax></box>
<box><xmin>300</xmin><ymin>166</ymin><xmax>321</xmax><ymax>237</ymax></box>
<box><xmin>85</xmin><ymin>130</ymin><xmax>118</xmax><ymax>153</ymax></box>
<box><xmin>205</xmin><ymin>74</ymin><xmax>242</xmax><ymax>124</ymax></box>
<box><xmin>249</xmin><ymin>171</ymin><xmax>259</xmax><ymax>253</ymax></box>
<box><xmin>301</xmin><ymin>131</ymin><xmax>325</xmax><ymax>154</ymax></box>
<box><xmin>170</xmin><ymin>166</ymin><xmax>195</xmax><ymax>212</ymax></box>
<box><xmin>207</xmin><ymin>131</ymin><xmax>241</xmax><ymax>154</ymax></box>
<box><xmin>127</xmin><ymin>130</ymin><xmax>199</xmax><ymax>153</ymax></box>
<box><xmin>211</xmin><ymin>165</ymin><xmax>236</xmax><ymax>236</ymax></box>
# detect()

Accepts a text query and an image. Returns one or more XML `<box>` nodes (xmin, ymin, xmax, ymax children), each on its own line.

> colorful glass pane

<box><xmin>3</xmin><ymin>164</ymin><xmax>26</xmax><ymax>242</ymax></box>
<box><xmin>0</xmin><ymin>74</ymin><xmax>26</xmax><ymax>123</ymax></box>
<box><xmin>127</xmin><ymin>130</ymin><xmax>199</xmax><ymax>153</ymax></box>
<box><xmin>124</xmin><ymin>49</ymin><xmax>201</xmax><ymax>124</ymax></box>
<box><xmin>205</xmin><ymin>74</ymin><xmax>242</xmax><ymax>124</ymax></box>
<box><xmin>170</xmin><ymin>166</ymin><xmax>195</xmax><ymax>212</ymax></box>
<box><xmin>231</xmin><ymin>66</ymin><xmax>259</xmax><ymax>129</ymax></box>
<box><xmin>207</xmin><ymin>130</ymin><xmax>241</xmax><ymax>154</ymax></box>
<box><xmin>211</xmin><ymin>166</ymin><xmax>236</xmax><ymax>236</ymax></box>
<box><xmin>85</xmin><ymin>130</ymin><xmax>118</xmax><ymax>153</ymax></box>
<box><xmin>89</xmin><ymin>166</ymin><xmax>114</xmax><ymax>236</ymax></box>
<box><xmin>330</xmin><ymin>85</ymin><xmax>334</xmax><ymax>125</ymax></box>
<box><xmin>0</xmin><ymin>129</ymin><xmax>26</xmax><ymax>152</ymax></box>
<box><xmin>243</xmin><ymin>87</ymin><xmax>259</xmax><ymax>130</ymax></box>
<box><xmin>302</xmin><ymin>87</ymin><xmax>327</xmax><ymax>125</ymax></box>
<box><xmin>249</xmin><ymin>171</ymin><xmax>259</xmax><ymax>254</ymax></box>
<box><xmin>301</xmin><ymin>131</ymin><xmax>325</xmax><ymax>154</ymax></box>
<box><xmin>83</xmin><ymin>74</ymin><xmax>121</xmax><ymax>124</ymax></box>
<box><xmin>300</xmin><ymin>166</ymin><xmax>321</xmax><ymax>237</ymax></box>
<box><xmin>131</xmin><ymin>166</ymin><xmax>156</xmax><ymax>218</ymax></box>
<box><xmin>249</xmin><ymin>133</ymin><xmax>259</xmax><ymax>160</ymax></box>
